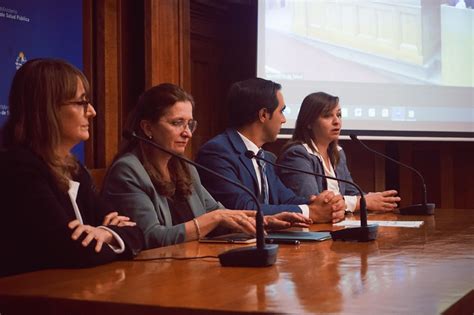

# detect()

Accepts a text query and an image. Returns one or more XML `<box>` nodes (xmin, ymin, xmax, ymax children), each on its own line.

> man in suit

<box><xmin>195</xmin><ymin>78</ymin><xmax>345</xmax><ymax>223</ymax></box>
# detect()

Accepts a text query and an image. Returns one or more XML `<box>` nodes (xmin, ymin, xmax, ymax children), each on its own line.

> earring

<box><xmin>148</xmin><ymin>135</ymin><xmax>153</xmax><ymax>140</ymax></box>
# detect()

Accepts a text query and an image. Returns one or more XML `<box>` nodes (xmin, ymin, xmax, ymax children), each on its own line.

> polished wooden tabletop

<box><xmin>0</xmin><ymin>209</ymin><xmax>473</xmax><ymax>314</ymax></box>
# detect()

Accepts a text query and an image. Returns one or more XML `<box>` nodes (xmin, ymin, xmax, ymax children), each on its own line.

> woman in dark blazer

<box><xmin>0</xmin><ymin>58</ymin><xmax>144</xmax><ymax>277</ymax></box>
<box><xmin>102</xmin><ymin>83</ymin><xmax>312</xmax><ymax>249</ymax></box>
<box><xmin>278</xmin><ymin>92</ymin><xmax>400</xmax><ymax>212</ymax></box>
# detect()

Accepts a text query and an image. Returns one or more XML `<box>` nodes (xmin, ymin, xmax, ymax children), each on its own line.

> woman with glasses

<box><xmin>277</xmin><ymin>92</ymin><xmax>400</xmax><ymax>213</ymax></box>
<box><xmin>0</xmin><ymin>58</ymin><xmax>144</xmax><ymax>277</ymax></box>
<box><xmin>102</xmin><ymin>83</ymin><xmax>312</xmax><ymax>249</ymax></box>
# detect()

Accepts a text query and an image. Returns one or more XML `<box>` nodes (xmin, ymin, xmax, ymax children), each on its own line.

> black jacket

<box><xmin>0</xmin><ymin>147</ymin><xmax>144</xmax><ymax>277</ymax></box>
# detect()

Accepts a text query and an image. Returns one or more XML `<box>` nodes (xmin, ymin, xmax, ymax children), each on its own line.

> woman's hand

<box><xmin>102</xmin><ymin>212</ymin><xmax>136</xmax><ymax>227</ymax></box>
<box><xmin>365</xmin><ymin>190</ymin><xmax>401</xmax><ymax>212</ymax></box>
<box><xmin>264</xmin><ymin>212</ymin><xmax>313</xmax><ymax>230</ymax></box>
<box><xmin>215</xmin><ymin>210</ymin><xmax>257</xmax><ymax>235</ymax></box>
<box><xmin>68</xmin><ymin>220</ymin><xmax>115</xmax><ymax>252</ymax></box>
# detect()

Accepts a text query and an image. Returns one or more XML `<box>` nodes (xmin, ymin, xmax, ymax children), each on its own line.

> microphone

<box><xmin>349</xmin><ymin>134</ymin><xmax>435</xmax><ymax>215</ymax></box>
<box><xmin>123</xmin><ymin>130</ymin><xmax>278</xmax><ymax>267</ymax></box>
<box><xmin>245</xmin><ymin>151</ymin><xmax>378</xmax><ymax>242</ymax></box>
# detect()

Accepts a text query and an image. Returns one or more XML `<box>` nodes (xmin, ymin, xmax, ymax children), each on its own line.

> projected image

<box><xmin>263</xmin><ymin>0</ymin><xmax>473</xmax><ymax>88</ymax></box>
<box><xmin>258</xmin><ymin>0</ymin><xmax>473</xmax><ymax>137</ymax></box>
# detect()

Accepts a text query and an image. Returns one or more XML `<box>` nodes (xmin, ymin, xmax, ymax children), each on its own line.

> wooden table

<box><xmin>0</xmin><ymin>209</ymin><xmax>473</xmax><ymax>314</ymax></box>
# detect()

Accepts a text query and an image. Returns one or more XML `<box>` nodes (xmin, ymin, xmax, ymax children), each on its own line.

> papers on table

<box><xmin>334</xmin><ymin>220</ymin><xmax>424</xmax><ymax>228</ymax></box>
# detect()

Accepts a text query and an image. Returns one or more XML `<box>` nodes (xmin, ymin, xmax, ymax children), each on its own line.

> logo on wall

<box><xmin>0</xmin><ymin>105</ymin><xmax>8</xmax><ymax>117</ymax></box>
<box><xmin>15</xmin><ymin>51</ymin><xmax>27</xmax><ymax>70</ymax></box>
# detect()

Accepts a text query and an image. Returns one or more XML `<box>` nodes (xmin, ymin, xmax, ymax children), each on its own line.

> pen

<box><xmin>266</xmin><ymin>239</ymin><xmax>300</xmax><ymax>245</ymax></box>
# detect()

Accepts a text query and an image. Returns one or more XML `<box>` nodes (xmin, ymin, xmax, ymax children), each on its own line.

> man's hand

<box><xmin>264</xmin><ymin>212</ymin><xmax>313</xmax><ymax>230</ymax></box>
<box><xmin>308</xmin><ymin>191</ymin><xmax>345</xmax><ymax>223</ymax></box>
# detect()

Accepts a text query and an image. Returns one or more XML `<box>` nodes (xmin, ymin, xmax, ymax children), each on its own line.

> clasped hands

<box><xmin>68</xmin><ymin>212</ymin><xmax>136</xmax><ymax>253</ymax></box>
<box><xmin>308</xmin><ymin>190</ymin><xmax>346</xmax><ymax>223</ymax></box>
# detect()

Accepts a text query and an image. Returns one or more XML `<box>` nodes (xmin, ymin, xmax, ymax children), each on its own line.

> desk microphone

<box><xmin>245</xmin><ymin>150</ymin><xmax>378</xmax><ymax>242</ymax></box>
<box><xmin>123</xmin><ymin>130</ymin><xmax>278</xmax><ymax>267</ymax></box>
<box><xmin>349</xmin><ymin>134</ymin><xmax>435</xmax><ymax>215</ymax></box>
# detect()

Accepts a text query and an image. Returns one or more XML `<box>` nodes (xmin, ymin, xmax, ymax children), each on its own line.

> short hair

<box><xmin>227</xmin><ymin>78</ymin><xmax>281</xmax><ymax>128</ymax></box>
<box><xmin>118</xmin><ymin>83</ymin><xmax>195</xmax><ymax>198</ymax></box>
<box><xmin>3</xmin><ymin>58</ymin><xmax>88</xmax><ymax>191</ymax></box>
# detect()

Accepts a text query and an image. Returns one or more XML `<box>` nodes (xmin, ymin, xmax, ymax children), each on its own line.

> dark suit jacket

<box><xmin>0</xmin><ymin>147</ymin><xmax>144</xmax><ymax>277</ymax></box>
<box><xmin>195</xmin><ymin>128</ymin><xmax>308</xmax><ymax>215</ymax></box>
<box><xmin>278</xmin><ymin>143</ymin><xmax>360</xmax><ymax>198</ymax></box>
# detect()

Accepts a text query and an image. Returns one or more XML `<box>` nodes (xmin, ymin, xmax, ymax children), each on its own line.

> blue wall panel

<box><xmin>0</xmin><ymin>0</ymin><xmax>84</xmax><ymax>161</ymax></box>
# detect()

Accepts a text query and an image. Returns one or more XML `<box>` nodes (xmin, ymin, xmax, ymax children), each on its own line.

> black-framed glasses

<box><xmin>167</xmin><ymin>119</ymin><xmax>198</xmax><ymax>133</ymax></box>
<box><xmin>63</xmin><ymin>99</ymin><xmax>91</xmax><ymax>114</ymax></box>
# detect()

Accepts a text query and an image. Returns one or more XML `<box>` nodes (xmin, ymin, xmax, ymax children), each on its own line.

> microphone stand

<box><xmin>350</xmin><ymin>134</ymin><xmax>435</xmax><ymax>215</ymax></box>
<box><xmin>124</xmin><ymin>131</ymin><xmax>278</xmax><ymax>267</ymax></box>
<box><xmin>246</xmin><ymin>151</ymin><xmax>378</xmax><ymax>242</ymax></box>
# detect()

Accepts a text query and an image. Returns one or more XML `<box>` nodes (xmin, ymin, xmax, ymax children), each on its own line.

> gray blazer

<box><xmin>277</xmin><ymin>143</ymin><xmax>360</xmax><ymax>198</ymax></box>
<box><xmin>102</xmin><ymin>151</ymin><xmax>223</xmax><ymax>249</ymax></box>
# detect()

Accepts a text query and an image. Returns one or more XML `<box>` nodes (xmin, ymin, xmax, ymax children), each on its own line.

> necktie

<box><xmin>256</xmin><ymin>149</ymin><xmax>269</xmax><ymax>204</ymax></box>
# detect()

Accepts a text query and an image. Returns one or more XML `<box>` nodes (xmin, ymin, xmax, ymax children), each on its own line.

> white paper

<box><xmin>334</xmin><ymin>220</ymin><xmax>424</xmax><ymax>228</ymax></box>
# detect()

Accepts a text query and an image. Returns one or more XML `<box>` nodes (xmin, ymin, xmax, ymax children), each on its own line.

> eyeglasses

<box><xmin>166</xmin><ymin>119</ymin><xmax>198</xmax><ymax>133</ymax></box>
<box><xmin>63</xmin><ymin>99</ymin><xmax>91</xmax><ymax>114</ymax></box>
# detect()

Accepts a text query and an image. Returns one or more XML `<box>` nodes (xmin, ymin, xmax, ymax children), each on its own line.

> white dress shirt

<box><xmin>302</xmin><ymin>141</ymin><xmax>357</xmax><ymax>212</ymax></box>
<box><xmin>237</xmin><ymin>132</ymin><xmax>310</xmax><ymax>217</ymax></box>
<box><xmin>68</xmin><ymin>180</ymin><xmax>125</xmax><ymax>253</ymax></box>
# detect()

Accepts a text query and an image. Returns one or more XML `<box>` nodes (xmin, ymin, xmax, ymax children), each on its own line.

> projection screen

<box><xmin>257</xmin><ymin>0</ymin><xmax>473</xmax><ymax>140</ymax></box>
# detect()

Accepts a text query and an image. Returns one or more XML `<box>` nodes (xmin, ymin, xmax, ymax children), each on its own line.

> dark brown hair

<box><xmin>284</xmin><ymin>92</ymin><xmax>340</xmax><ymax>166</ymax></box>
<box><xmin>118</xmin><ymin>83</ymin><xmax>195</xmax><ymax>198</ymax></box>
<box><xmin>3</xmin><ymin>58</ymin><xmax>88</xmax><ymax>191</ymax></box>
<box><xmin>227</xmin><ymin>78</ymin><xmax>281</xmax><ymax>128</ymax></box>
